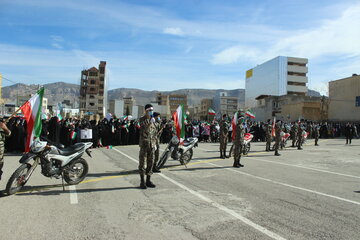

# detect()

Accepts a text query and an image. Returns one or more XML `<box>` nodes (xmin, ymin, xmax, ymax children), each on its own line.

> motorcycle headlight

<box><xmin>31</xmin><ymin>139</ymin><xmax>46</xmax><ymax>153</ymax></box>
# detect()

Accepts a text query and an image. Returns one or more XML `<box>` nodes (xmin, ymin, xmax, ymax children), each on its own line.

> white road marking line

<box><xmin>250</xmin><ymin>158</ymin><xmax>360</xmax><ymax>180</ymax></box>
<box><xmin>197</xmin><ymin>145</ymin><xmax>360</xmax><ymax>180</ymax></box>
<box><xmin>207</xmin><ymin>162</ymin><xmax>360</xmax><ymax>206</ymax></box>
<box><xmin>112</xmin><ymin>147</ymin><xmax>286</xmax><ymax>240</ymax></box>
<box><xmin>69</xmin><ymin>185</ymin><xmax>78</xmax><ymax>204</ymax></box>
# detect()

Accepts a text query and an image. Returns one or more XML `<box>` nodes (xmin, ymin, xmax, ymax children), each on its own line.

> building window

<box><xmin>90</xmin><ymin>95</ymin><xmax>95</xmax><ymax>99</ymax></box>
<box><xmin>356</xmin><ymin>96</ymin><xmax>360</xmax><ymax>107</ymax></box>
<box><xmin>89</xmin><ymin>103</ymin><xmax>95</xmax><ymax>106</ymax></box>
<box><xmin>90</xmin><ymin>88</ymin><xmax>95</xmax><ymax>91</ymax></box>
<box><xmin>89</xmin><ymin>72</ymin><xmax>98</xmax><ymax>77</ymax></box>
<box><xmin>99</xmin><ymin>67</ymin><xmax>105</xmax><ymax>74</ymax></box>
<box><xmin>100</xmin><ymin>77</ymin><xmax>104</xmax><ymax>82</ymax></box>
<box><xmin>90</xmin><ymin>80</ymin><xmax>96</xmax><ymax>84</ymax></box>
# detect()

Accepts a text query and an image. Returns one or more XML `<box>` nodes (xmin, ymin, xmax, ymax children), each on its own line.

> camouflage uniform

<box><xmin>290</xmin><ymin>123</ymin><xmax>298</xmax><ymax>147</ymax></box>
<box><xmin>153</xmin><ymin>121</ymin><xmax>164</xmax><ymax>169</ymax></box>
<box><xmin>233</xmin><ymin>120</ymin><xmax>244</xmax><ymax>167</ymax></box>
<box><xmin>274</xmin><ymin>122</ymin><xmax>281</xmax><ymax>156</ymax></box>
<box><xmin>138</xmin><ymin>115</ymin><xmax>157</xmax><ymax>177</ymax></box>
<box><xmin>314</xmin><ymin>124</ymin><xmax>320</xmax><ymax>146</ymax></box>
<box><xmin>297</xmin><ymin>123</ymin><xmax>303</xmax><ymax>150</ymax></box>
<box><xmin>0</xmin><ymin>127</ymin><xmax>11</xmax><ymax>180</ymax></box>
<box><xmin>265</xmin><ymin>123</ymin><xmax>272</xmax><ymax>151</ymax></box>
<box><xmin>219</xmin><ymin>119</ymin><xmax>229</xmax><ymax>158</ymax></box>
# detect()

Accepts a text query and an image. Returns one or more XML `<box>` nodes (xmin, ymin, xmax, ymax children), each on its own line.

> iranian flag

<box><xmin>172</xmin><ymin>104</ymin><xmax>186</xmax><ymax>143</ymax></box>
<box><xmin>231</xmin><ymin>111</ymin><xmax>238</xmax><ymax>141</ymax></box>
<box><xmin>208</xmin><ymin>108</ymin><xmax>216</xmax><ymax>116</ymax></box>
<box><xmin>20</xmin><ymin>87</ymin><xmax>44</xmax><ymax>152</ymax></box>
<box><xmin>245</xmin><ymin>109</ymin><xmax>255</xmax><ymax>119</ymax></box>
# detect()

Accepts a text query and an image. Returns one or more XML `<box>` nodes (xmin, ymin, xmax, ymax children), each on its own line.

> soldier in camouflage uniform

<box><xmin>138</xmin><ymin>104</ymin><xmax>157</xmax><ymax>189</ymax></box>
<box><xmin>314</xmin><ymin>124</ymin><xmax>320</xmax><ymax>146</ymax></box>
<box><xmin>0</xmin><ymin>120</ymin><xmax>11</xmax><ymax>181</ymax></box>
<box><xmin>297</xmin><ymin>121</ymin><xmax>303</xmax><ymax>150</ymax></box>
<box><xmin>274</xmin><ymin>121</ymin><xmax>281</xmax><ymax>156</ymax></box>
<box><xmin>265</xmin><ymin>119</ymin><xmax>272</xmax><ymax>152</ymax></box>
<box><xmin>290</xmin><ymin>122</ymin><xmax>298</xmax><ymax>147</ymax></box>
<box><xmin>153</xmin><ymin>112</ymin><xmax>164</xmax><ymax>173</ymax></box>
<box><xmin>219</xmin><ymin>114</ymin><xmax>229</xmax><ymax>159</ymax></box>
<box><xmin>233</xmin><ymin>113</ymin><xmax>245</xmax><ymax>168</ymax></box>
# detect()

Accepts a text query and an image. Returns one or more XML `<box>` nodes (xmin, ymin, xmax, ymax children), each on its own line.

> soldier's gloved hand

<box><xmin>151</xmin><ymin>117</ymin><xmax>155</xmax><ymax>123</ymax></box>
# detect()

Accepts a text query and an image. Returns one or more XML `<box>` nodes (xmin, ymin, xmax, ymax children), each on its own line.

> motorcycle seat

<box><xmin>58</xmin><ymin>144</ymin><xmax>85</xmax><ymax>156</ymax></box>
<box><xmin>183</xmin><ymin>141</ymin><xmax>192</xmax><ymax>147</ymax></box>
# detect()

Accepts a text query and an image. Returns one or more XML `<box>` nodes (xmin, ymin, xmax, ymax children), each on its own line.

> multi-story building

<box><xmin>123</xmin><ymin>96</ymin><xmax>136</xmax><ymax>115</ymax></box>
<box><xmin>253</xmin><ymin>94</ymin><xmax>328</xmax><ymax>122</ymax></box>
<box><xmin>79</xmin><ymin>61</ymin><xmax>107</xmax><ymax>117</ymax></box>
<box><xmin>245</xmin><ymin>56</ymin><xmax>308</xmax><ymax>108</ymax></box>
<box><xmin>328</xmin><ymin>74</ymin><xmax>360</xmax><ymax>122</ymax></box>
<box><xmin>194</xmin><ymin>98</ymin><xmax>214</xmax><ymax>120</ymax></box>
<box><xmin>157</xmin><ymin>93</ymin><xmax>188</xmax><ymax>114</ymax></box>
<box><xmin>219</xmin><ymin>92</ymin><xmax>238</xmax><ymax>117</ymax></box>
<box><xmin>108</xmin><ymin>99</ymin><xmax>125</xmax><ymax>117</ymax></box>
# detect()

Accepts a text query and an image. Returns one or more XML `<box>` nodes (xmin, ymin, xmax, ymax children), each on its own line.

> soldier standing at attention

<box><xmin>274</xmin><ymin>120</ymin><xmax>281</xmax><ymax>156</ymax></box>
<box><xmin>297</xmin><ymin>120</ymin><xmax>303</xmax><ymax>150</ymax></box>
<box><xmin>219</xmin><ymin>114</ymin><xmax>229</xmax><ymax>159</ymax></box>
<box><xmin>314</xmin><ymin>123</ymin><xmax>320</xmax><ymax>146</ymax></box>
<box><xmin>290</xmin><ymin>122</ymin><xmax>298</xmax><ymax>147</ymax></box>
<box><xmin>152</xmin><ymin>112</ymin><xmax>163</xmax><ymax>173</ymax></box>
<box><xmin>265</xmin><ymin>119</ymin><xmax>272</xmax><ymax>152</ymax></box>
<box><xmin>0</xmin><ymin>120</ymin><xmax>11</xmax><ymax>181</ymax></box>
<box><xmin>233</xmin><ymin>112</ymin><xmax>245</xmax><ymax>168</ymax></box>
<box><xmin>138</xmin><ymin>104</ymin><xmax>157</xmax><ymax>189</ymax></box>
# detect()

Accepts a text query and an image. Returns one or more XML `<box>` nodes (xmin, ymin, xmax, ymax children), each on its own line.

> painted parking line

<box><xmin>112</xmin><ymin>147</ymin><xmax>286</xmax><ymax>240</ymax></box>
<box><xmin>69</xmin><ymin>185</ymin><xmax>78</xmax><ymax>204</ymax></box>
<box><xmin>207</xmin><ymin>162</ymin><xmax>360</xmax><ymax>206</ymax></box>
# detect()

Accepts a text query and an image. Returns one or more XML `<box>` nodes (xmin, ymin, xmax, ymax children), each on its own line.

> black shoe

<box><xmin>140</xmin><ymin>176</ymin><xmax>147</xmax><ymax>189</ymax></box>
<box><xmin>275</xmin><ymin>153</ymin><xmax>281</xmax><ymax>156</ymax></box>
<box><xmin>239</xmin><ymin>164</ymin><xmax>244</xmax><ymax>167</ymax></box>
<box><xmin>146</xmin><ymin>176</ymin><xmax>156</xmax><ymax>188</ymax></box>
<box><xmin>153</xmin><ymin>167</ymin><xmax>161</xmax><ymax>173</ymax></box>
<box><xmin>298</xmin><ymin>148</ymin><xmax>303</xmax><ymax>150</ymax></box>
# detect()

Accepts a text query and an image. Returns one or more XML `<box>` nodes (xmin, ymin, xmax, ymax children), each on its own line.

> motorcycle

<box><xmin>229</xmin><ymin>132</ymin><xmax>254</xmax><ymax>157</ymax></box>
<box><xmin>156</xmin><ymin>136</ymin><xmax>198</xmax><ymax>169</ymax></box>
<box><xmin>272</xmin><ymin>132</ymin><xmax>291</xmax><ymax>150</ymax></box>
<box><xmin>6</xmin><ymin>139</ymin><xmax>92</xmax><ymax>195</ymax></box>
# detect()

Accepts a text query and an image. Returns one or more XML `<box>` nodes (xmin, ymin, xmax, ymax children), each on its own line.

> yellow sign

<box><xmin>246</xmin><ymin>69</ymin><xmax>253</xmax><ymax>79</ymax></box>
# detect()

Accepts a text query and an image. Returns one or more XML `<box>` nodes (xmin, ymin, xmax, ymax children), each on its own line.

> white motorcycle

<box><xmin>229</xmin><ymin>132</ymin><xmax>254</xmax><ymax>157</ymax></box>
<box><xmin>156</xmin><ymin>136</ymin><xmax>198</xmax><ymax>169</ymax></box>
<box><xmin>5</xmin><ymin>139</ymin><xmax>92</xmax><ymax>195</ymax></box>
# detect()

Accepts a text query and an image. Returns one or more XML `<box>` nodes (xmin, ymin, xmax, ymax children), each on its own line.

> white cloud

<box><xmin>50</xmin><ymin>35</ymin><xmax>64</xmax><ymax>42</ymax></box>
<box><xmin>163</xmin><ymin>27</ymin><xmax>185</xmax><ymax>36</ymax></box>
<box><xmin>211</xmin><ymin>46</ymin><xmax>261</xmax><ymax>65</ymax></box>
<box><xmin>51</xmin><ymin>43</ymin><xmax>63</xmax><ymax>49</ymax></box>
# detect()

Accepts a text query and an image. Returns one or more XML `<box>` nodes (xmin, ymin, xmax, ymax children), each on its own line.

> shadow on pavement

<box><xmin>17</xmin><ymin>186</ymin><xmax>139</xmax><ymax>196</ymax></box>
<box><xmin>169</xmin><ymin>166</ymin><xmax>232</xmax><ymax>172</ymax></box>
<box><xmin>87</xmin><ymin>169</ymin><xmax>138</xmax><ymax>177</ymax></box>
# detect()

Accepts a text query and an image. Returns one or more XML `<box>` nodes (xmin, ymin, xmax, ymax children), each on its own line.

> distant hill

<box><xmin>2</xmin><ymin>82</ymin><xmax>322</xmax><ymax>107</ymax></box>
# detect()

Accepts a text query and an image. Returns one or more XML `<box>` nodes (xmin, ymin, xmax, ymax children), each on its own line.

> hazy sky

<box><xmin>1</xmin><ymin>0</ymin><xmax>360</xmax><ymax>94</ymax></box>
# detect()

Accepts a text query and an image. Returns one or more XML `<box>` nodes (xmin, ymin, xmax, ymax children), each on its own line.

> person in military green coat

<box><xmin>219</xmin><ymin>114</ymin><xmax>229</xmax><ymax>159</ymax></box>
<box><xmin>152</xmin><ymin>112</ymin><xmax>164</xmax><ymax>173</ymax></box>
<box><xmin>233</xmin><ymin>112</ymin><xmax>245</xmax><ymax>168</ymax></box>
<box><xmin>0</xmin><ymin>120</ymin><xmax>11</xmax><ymax>181</ymax></box>
<box><xmin>138</xmin><ymin>104</ymin><xmax>157</xmax><ymax>189</ymax></box>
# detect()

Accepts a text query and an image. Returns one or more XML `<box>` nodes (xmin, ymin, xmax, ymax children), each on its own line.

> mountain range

<box><xmin>2</xmin><ymin>82</ymin><xmax>321</xmax><ymax>107</ymax></box>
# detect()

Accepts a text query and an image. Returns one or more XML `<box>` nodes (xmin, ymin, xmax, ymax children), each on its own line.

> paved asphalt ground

<box><xmin>1</xmin><ymin>138</ymin><xmax>360</xmax><ymax>240</ymax></box>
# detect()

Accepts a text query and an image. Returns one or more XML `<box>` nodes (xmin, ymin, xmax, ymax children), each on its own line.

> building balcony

<box><xmin>287</xmin><ymin>85</ymin><xmax>308</xmax><ymax>93</ymax></box>
<box><xmin>287</xmin><ymin>65</ymin><xmax>308</xmax><ymax>74</ymax></box>
<box><xmin>287</xmin><ymin>75</ymin><xmax>308</xmax><ymax>83</ymax></box>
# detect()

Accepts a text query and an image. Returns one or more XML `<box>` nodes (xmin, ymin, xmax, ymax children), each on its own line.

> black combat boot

<box><xmin>223</xmin><ymin>150</ymin><xmax>229</xmax><ymax>158</ymax></box>
<box><xmin>274</xmin><ymin>151</ymin><xmax>281</xmax><ymax>156</ymax></box>
<box><xmin>0</xmin><ymin>162</ymin><xmax>4</xmax><ymax>181</ymax></box>
<box><xmin>220</xmin><ymin>152</ymin><xmax>225</xmax><ymax>159</ymax></box>
<box><xmin>140</xmin><ymin>175</ymin><xmax>147</xmax><ymax>189</ymax></box>
<box><xmin>233</xmin><ymin>159</ymin><xmax>240</xmax><ymax>168</ymax></box>
<box><xmin>146</xmin><ymin>175</ymin><xmax>156</xmax><ymax>188</ymax></box>
<box><xmin>238</xmin><ymin>161</ymin><xmax>244</xmax><ymax>167</ymax></box>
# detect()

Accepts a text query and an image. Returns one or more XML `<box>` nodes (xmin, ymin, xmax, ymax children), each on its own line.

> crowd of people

<box><xmin>0</xmin><ymin>106</ymin><xmax>358</xmax><ymax>187</ymax></box>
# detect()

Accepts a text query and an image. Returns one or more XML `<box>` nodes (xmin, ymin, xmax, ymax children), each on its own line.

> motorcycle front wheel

<box><xmin>180</xmin><ymin>149</ymin><xmax>193</xmax><ymax>165</ymax></box>
<box><xmin>6</xmin><ymin>164</ymin><xmax>31</xmax><ymax>195</ymax></box>
<box><xmin>64</xmin><ymin>158</ymin><xmax>88</xmax><ymax>185</ymax></box>
<box><xmin>157</xmin><ymin>148</ymin><xmax>170</xmax><ymax>169</ymax></box>
<box><xmin>243</xmin><ymin>143</ymin><xmax>250</xmax><ymax>155</ymax></box>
